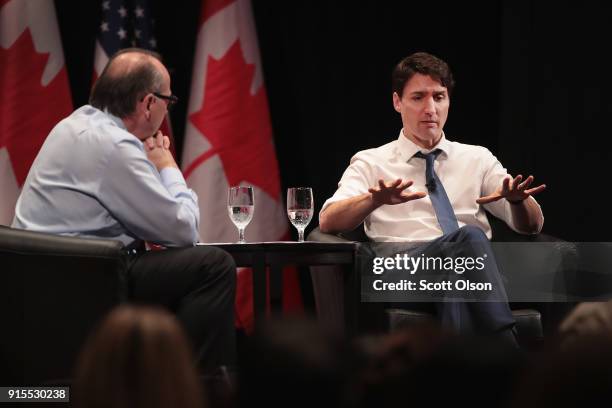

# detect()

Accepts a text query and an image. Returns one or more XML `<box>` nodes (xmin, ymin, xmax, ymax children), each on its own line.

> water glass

<box><xmin>228</xmin><ymin>186</ymin><xmax>254</xmax><ymax>243</ymax></box>
<box><xmin>287</xmin><ymin>187</ymin><xmax>313</xmax><ymax>242</ymax></box>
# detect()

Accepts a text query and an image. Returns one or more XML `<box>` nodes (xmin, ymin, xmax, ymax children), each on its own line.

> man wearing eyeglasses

<box><xmin>12</xmin><ymin>48</ymin><xmax>236</xmax><ymax>373</ymax></box>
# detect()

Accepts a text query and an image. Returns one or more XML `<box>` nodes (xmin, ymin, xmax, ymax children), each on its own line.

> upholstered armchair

<box><xmin>307</xmin><ymin>215</ymin><xmax>579</xmax><ymax>345</ymax></box>
<box><xmin>0</xmin><ymin>225</ymin><xmax>127</xmax><ymax>385</ymax></box>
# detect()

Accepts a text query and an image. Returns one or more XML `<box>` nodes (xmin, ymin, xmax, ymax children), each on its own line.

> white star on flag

<box><xmin>134</xmin><ymin>29</ymin><xmax>141</xmax><ymax>38</ymax></box>
<box><xmin>135</xmin><ymin>6</ymin><xmax>144</xmax><ymax>18</ymax></box>
<box><xmin>118</xmin><ymin>6</ymin><xmax>127</xmax><ymax>18</ymax></box>
<box><xmin>149</xmin><ymin>38</ymin><xmax>156</xmax><ymax>48</ymax></box>
<box><xmin>102</xmin><ymin>1</ymin><xmax>110</xmax><ymax>10</ymax></box>
<box><xmin>100</xmin><ymin>21</ymin><xmax>109</xmax><ymax>32</ymax></box>
<box><xmin>117</xmin><ymin>28</ymin><xmax>126</xmax><ymax>39</ymax></box>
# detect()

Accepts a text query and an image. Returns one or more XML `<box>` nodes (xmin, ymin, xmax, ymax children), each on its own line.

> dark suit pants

<box><xmin>378</xmin><ymin>225</ymin><xmax>515</xmax><ymax>336</ymax></box>
<box><xmin>126</xmin><ymin>245</ymin><xmax>236</xmax><ymax>371</ymax></box>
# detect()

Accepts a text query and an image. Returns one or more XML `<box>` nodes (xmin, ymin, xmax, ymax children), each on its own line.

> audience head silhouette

<box><xmin>237</xmin><ymin>316</ymin><xmax>350</xmax><ymax>408</ymax></box>
<box><xmin>73</xmin><ymin>305</ymin><xmax>205</xmax><ymax>408</ymax></box>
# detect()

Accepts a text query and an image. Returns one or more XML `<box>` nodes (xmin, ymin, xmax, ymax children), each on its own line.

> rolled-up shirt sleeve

<box><xmin>99</xmin><ymin>140</ymin><xmax>200</xmax><ymax>246</ymax></box>
<box><xmin>320</xmin><ymin>154</ymin><xmax>375</xmax><ymax>216</ymax></box>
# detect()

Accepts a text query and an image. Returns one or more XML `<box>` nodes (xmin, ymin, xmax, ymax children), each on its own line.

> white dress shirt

<box><xmin>12</xmin><ymin>105</ymin><xmax>200</xmax><ymax>247</ymax></box>
<box><xmin>321</xmin><ymin>130</ymin><xmax>543</xmax><ymax>242</ymax></box>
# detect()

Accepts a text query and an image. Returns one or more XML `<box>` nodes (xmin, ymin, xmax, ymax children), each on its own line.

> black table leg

<box><xmin>269</xmin><ymin>263</ymin><xmax>283</xmax><ymax>315</ymax></box>
<box><xmin>252</xmin><ymin>252</ymin><xmax>266</xmax><ymax>326</ymax></box>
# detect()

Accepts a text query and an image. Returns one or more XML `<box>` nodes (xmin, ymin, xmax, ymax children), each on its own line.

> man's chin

<box><xmin>418</xmin><ymin>132</ymin><xmax>442</xmax><ymax>145</ymax></box>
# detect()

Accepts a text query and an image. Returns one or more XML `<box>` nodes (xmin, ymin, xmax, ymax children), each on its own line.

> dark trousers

<box><xmin>125</xmin><ymin>245</ymin><xmax>237</xmax><ymax>371</ymax></box>
<box><xmin>378</xmin><ymin>225</ymin><xmax>516</xmax><ymax>335</ymax></box>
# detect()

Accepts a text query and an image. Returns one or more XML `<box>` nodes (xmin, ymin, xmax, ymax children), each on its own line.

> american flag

<box><xmin>93</xmin><ymin>0</ymin><xmax>176</xmax><ymax>155</ymax></box>
<box><xmin>94</xmin><ymin>0</ymin><xmax>158</xmax><ymax>74</ymax></box>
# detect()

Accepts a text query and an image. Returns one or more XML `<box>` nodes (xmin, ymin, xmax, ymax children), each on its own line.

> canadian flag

<box><xmin>0</xmin><ymin>0</ymin><xmax>73</xmax><ymax>225</ymax></box>
<box><xmin>182</xmin><ymin>0</ymin><xmax>302</xmax><ymax>332</ymax></box>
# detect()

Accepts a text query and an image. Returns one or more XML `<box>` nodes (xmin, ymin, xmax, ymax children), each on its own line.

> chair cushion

<box><xmin>511</xmin><ymin>308</ymin><xmax>543</xmax><ymax>339</ymax></box>
<box><xmin>385</xmin><ymin>308</ymin><xmax>543</xmax><ymax>339</ymax></box>
<box><xmin>385</xmin><ymin>308</ymin><xmax>436</xmax><ymax>330</ymax></box>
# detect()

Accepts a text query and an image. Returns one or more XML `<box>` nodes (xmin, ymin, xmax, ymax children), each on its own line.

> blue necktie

<box><xmin>413</xmin><ymin>150</ymin><xmax>459</xmax><ymax>234</ymax></box>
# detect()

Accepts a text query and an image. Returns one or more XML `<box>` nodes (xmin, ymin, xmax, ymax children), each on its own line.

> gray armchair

<box><xmin>0</xmin><ymin>225</ymin><xmax>128</xmax><ymax>385</ymax></box>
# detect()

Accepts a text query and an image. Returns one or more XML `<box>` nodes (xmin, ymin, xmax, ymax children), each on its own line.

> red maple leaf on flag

<box><xmin>0</xmin><ymin>29</ymin><xmax>72</xmax><ymax>185</ymax></box>
<box><xmin>186</xmin><ymin>40</ymin><xmax>281</xmax><ymax>200</ymax></box>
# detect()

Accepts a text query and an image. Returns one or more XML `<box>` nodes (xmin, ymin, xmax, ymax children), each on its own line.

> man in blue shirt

<box><xmin>13</xmin><ymin>48</ymin><xmax>236</xmax><ymax>371</ymax></box>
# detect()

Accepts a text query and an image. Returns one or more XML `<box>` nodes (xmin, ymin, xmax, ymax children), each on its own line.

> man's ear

<box><xmin>392</xmin><ymin>92</ymin><xmax>401</xmax><ymax>112</ymax></box>
<box><xmin>140</xmin><ymin>94</ymin><xmax>152</xmax><ymax>120</ymax></box>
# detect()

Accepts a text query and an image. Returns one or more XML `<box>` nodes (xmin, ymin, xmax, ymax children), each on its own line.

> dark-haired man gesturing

<box><xmin>320</xmin><ymin>52</ymin><xmax>546</xmax><ymax>343</ymax></box>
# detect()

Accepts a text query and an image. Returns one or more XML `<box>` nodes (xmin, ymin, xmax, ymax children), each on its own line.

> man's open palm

<box><xmin>369</xmin><ymin>179</ymin><xmax>427</xmax><ymax>206</ymax></box>
<box><xmin>477</xmin><ymin>175</ymin><xmax>546</xmax><ymax>205</ymax></box>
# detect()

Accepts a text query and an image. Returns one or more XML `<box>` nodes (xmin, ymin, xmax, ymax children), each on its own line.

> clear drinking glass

<box><xmin>287</xmin><ymin>187</ymin><xmax>313</xmax><ymax>242</ymax></box>
<box><xmin>228</xmin><ymin>186</ymin><xmax>254</xmax><ymax>243</ymax></box>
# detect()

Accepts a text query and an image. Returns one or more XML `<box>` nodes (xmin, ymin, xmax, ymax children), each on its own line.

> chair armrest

<box><xmin>307</xmin><ymin>227</ymin><xmax>355</xmax><ymax>243</ymax></box>
<box><xmin>0</xmin><ymin>225</ymin><xmax>125</xmax><ymax>257</ymax></box>
<box><xmin>0</xmin><ymin>226</ymin><xmax>128</xmax><ymax>385</ymax></box>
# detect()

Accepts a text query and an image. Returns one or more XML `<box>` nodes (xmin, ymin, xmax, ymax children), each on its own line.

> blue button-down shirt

<box><xmin>12</xmin><ymin>105</ymin><xmax>200</xmax><ymax>247</ymax></box>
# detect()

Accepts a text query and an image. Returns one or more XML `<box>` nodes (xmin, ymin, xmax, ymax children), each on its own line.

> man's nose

<box><xmin>424</xmin><ymin>97</ymin><xmax>436</xmax><ymax>115</ymax></box>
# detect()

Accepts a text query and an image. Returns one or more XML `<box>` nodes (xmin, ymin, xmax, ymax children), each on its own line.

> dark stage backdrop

<box><xmin>54</xmin><ymin>0</ymin><xmax>612</xmax><ymax>242</ymax></box>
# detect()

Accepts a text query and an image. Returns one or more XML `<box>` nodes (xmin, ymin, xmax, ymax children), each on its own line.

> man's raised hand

<box><xmin>477</xmin><ymin>175</ymin><xmax>546</xmax><ymax>205</ymax></box>
<box><xmin>368</xmin><ymin>178</ymin><xmax>427</xmax><ymax>206</ymax></box>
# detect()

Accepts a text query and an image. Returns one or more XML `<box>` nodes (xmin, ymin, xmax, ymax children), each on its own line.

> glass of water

<box><xmin>228</xmin><ymin>186</ymin><xmax>254</xmax><ymax>243</ymax></box>
<box><xmin>287</xmin><ymin>187</ymin><xmax>313</xmax><ymax>242</ymax></box>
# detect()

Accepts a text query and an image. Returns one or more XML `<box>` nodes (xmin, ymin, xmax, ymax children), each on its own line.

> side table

<box><xmin>200</xmin><ymin>242</ymin><xmax>358</xmax><ymax>332</ymax></box>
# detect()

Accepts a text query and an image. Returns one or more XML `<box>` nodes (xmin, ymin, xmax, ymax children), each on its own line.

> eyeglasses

<box><xmin>153</xmin><ymin>92</ymin><xmax>179</xmax><ymax>108</ymax></box>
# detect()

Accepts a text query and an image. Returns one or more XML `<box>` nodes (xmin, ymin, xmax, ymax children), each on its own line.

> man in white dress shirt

<box><xmin>320</xmin><ymin>52</ymin><xmax>546</xmax><ymax>342</ymax></box>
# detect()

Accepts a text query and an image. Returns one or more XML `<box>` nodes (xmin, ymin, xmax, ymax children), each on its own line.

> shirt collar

<box><xmin>101</xmin><ymin>107</ymin><xmax>144</xmax><ymax>147</ymax></box>
<box><xmin>397</xmin><ymin>129</ymin><xmax>451</xmax><ymax>162</ymax></box>
<box><xmin>103</xmin><ymin>108</ymin><xmax>128</xmax><ymax>131</ymax></box>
